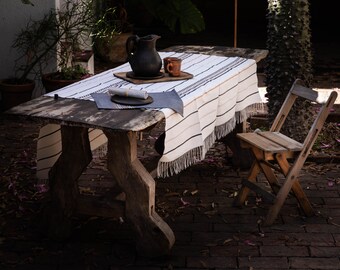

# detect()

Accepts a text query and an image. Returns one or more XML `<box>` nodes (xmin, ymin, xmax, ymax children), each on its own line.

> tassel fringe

<box><xmin>157</xmin><ymin>104</ymin><xmax>263</xmax><ymax>178</ymax></box>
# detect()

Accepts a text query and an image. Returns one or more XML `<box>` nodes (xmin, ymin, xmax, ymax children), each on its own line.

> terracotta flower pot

<box><xmin>0</xmin><ymin>79</ymin><xmax>35</xmax><ymax>111</ymax></box>
<box><xmin>95</xmin><ymin>32</ymin><xmax>132</xmax><ymax>64</ymax></box>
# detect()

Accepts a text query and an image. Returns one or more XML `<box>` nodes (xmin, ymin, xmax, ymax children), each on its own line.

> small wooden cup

<box><xmin>163</xmin><ymin>57</ymin><xmax>182</xmax><ymax>76</ymax></box>
<box><xmin>163</xmin><ymin>57</ymin><xmax>174</xmax><ymax>73</ymax></box>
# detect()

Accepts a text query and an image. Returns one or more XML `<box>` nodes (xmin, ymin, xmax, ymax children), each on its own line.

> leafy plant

<box><xmin>13</xmin><ymin>0</ymin><xmax>119</xmax><ymax>83</ymax></box>
<box><xmin>93</xmin><ymin>9</ymin><xmax>120</xmax><ymax>40</ymax></box>
<box><xmin>121</xmin><ymin>0</ymin><xmax>205</xmax><ymax>34</ymax></box>
<box><xmin>265</xmin><ymin>0</ymin><xmax>313</xmax><ymax>141</ymax></box>
<box><xmin>311</xmin><ymin>122</ymin><xmax>340</xmax><ymax>154</ymax></box>
<box><xmin>13</xmin><ymin>10</ymin><xmax>57</xmax><ymax>83</ymax></box>
<box><xmin>139</xmin><ymin>0</ymin><xmax>205</xmax><ymax>34</ymax></box>
<box><xmin>94</xmin><ymin>0</ymin><xmax>131</xmax><ymax>34</ymax></box>
<box><xmin>52</xmin><ymin>65</ymin><xmax>92</xmax><ymax>80</ymax></box>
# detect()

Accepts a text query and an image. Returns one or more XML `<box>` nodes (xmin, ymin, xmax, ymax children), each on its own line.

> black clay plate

<box><xmin>111</xmin><ymin>95</ymin><xmax>154</xmax><ymax>105</ymax></box>
<box><xmin>126</xmin><ymin>71</ymin><xmax>164</xmax><ymax>80</ymax></box>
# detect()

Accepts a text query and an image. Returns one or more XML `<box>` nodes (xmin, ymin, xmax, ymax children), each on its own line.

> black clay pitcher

<box><xmin>126</xmin><ymin>34</ymin><xmax>162</xmax><ymax>77</ymax></box>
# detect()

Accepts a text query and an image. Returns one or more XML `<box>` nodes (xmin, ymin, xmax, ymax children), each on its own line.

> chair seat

<box><xmin>237</xmin><ymin>131</ymin><xmax>303</xmax><ymax>153</ymax></box>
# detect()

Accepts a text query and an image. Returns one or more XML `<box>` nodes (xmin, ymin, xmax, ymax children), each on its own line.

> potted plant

<box><xmin>41</xmin><ymin>0</ymin><xmax>118</xmax><ymax>92</ymax></box>
<box><xmin>94</xmin><ymin>0</ymin><xmax>205</xmax><ymax>64</ymax></box>
<box><xmin>0</xmin><ymin>0</ymin><xmax>91</xmax><ymax>110</ymax></box>
<box><xmin>0</xmin><ymin>78</ymin><xmax>35</xmax><ymax>112</ymax></box>
<box><xmin>0</xmin><ymin>8</ymin><xmax>58</xmax><ymax>111</ymax></box>
<box><xmin>0</xmin><ymin>0</ymin><xmax>119</xmax><ymax>106</ymax></box>
<box><xmin>94</xmin><ymin>0</ymin><xmax>134</xmax><ymax>64</ymax></box>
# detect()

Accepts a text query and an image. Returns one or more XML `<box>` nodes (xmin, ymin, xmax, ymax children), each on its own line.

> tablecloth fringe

<box><xmin>157</xmin><ymin>103</ymin><xmax>265</xmax><ymax>178</ymax></box>
<box><xmin>157</xmin><ymin>146</ymin><xmax>203</xmax><ymax>178</ymax></box>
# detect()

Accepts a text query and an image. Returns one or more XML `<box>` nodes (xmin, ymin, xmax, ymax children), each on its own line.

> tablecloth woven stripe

<box><xmin>37</xmin><ymin>52</ymin><xmax>262</xmax><ymax>179</ymax></box>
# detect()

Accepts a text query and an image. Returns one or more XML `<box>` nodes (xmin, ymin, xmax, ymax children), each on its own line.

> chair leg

<box><xmin>275</xmin><ymin>154</ymin><xmax>314</xmax><ymax>217</ymax></box>
<box><xmin>291</xmin><ymin>181</ymin><xmax>315</xmax><ymax>216</ymax></box>
<box><xmin>265</xmin><ymin>155</ymin><xmax>316</xmax><ymax>225</ymax></box>
<box><xmin>257</xmin><ymin>162</ymin><xmax>281</xmax><ymax>194</ymax></box>
<box><xmin>253</xmin><ymin>148</ymin><xmax>281</xmax><ymax>194</ymax></box>
<box><xmin>234</xmin><ymin>147</ymin><xmax>280</xmax><ymax>206</ymax></box>
<box><xmin>264</xmin><ymin>173</ymin><xmax>297</xmax><ymax>225</ymax></box>
<box><xmin>234</xmin><ymin>161</ymin><xmax>261</xmax><ymax>206</ymax></box>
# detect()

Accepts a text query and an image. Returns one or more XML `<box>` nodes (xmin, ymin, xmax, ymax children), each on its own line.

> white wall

<box><xmin>0</xmin><ymin>0</ymin><xmax>55</xmax><ymax>95</ymax></box>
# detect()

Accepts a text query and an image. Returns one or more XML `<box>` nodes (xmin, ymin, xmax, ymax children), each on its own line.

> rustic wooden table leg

<box><xmin>104</xmin><ymin>131</ymin><xmax>175</xmax><ymax>257</ymax></box>
<box><xmin>45</xmin><ymin>126</ymin><xmax>92</xmax><ymax>239</ymax></box>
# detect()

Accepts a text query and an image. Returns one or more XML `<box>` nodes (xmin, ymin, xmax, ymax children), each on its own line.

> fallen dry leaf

<box><xmin>223</xmin><ymin>238</ymin><xmax>233</xmax><ymax>245</ymax></box>
<box><xmin>179</xmin><ymin>197</ymin><xmax>190</xmax><ymax>207</ymax></box>
<box><xmin>191</xmin><ymin>189</ymin><xmax>199</xmax><ymax>195</ymax></box>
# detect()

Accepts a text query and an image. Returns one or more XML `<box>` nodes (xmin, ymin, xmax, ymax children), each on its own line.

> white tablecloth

<box><xmin>37</xmin><ymin>52</ymin><xmax>262</xmax><ymax>179</ymax></box>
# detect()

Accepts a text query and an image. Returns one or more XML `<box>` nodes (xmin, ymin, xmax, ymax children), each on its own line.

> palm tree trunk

<box><xmin>265</xmin><ymin>0</ymin><xmax>313</xmax><ymax>141</ymax></box>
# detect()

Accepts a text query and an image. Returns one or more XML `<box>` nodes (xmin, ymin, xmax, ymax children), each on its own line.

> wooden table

<box><xmin>6</xmin><ymin>46</ymin><xmax>268</xmax><ymax>257</ymax></box>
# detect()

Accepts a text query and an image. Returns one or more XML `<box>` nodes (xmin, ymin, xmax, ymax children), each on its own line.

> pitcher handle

<box><xmin>126</xmin><ymin>35</ymin><xmax>139</xmax><ymax>58</ymax></box>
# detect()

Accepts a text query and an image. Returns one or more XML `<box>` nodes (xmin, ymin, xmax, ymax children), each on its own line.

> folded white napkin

<box><xmin>108</xmin><ymin>88</ymin><xmax>148</xmax><ymax>100</ymax></box>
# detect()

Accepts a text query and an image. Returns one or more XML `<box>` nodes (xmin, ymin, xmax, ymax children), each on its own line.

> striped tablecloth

<box><xmin>38</xmin><ymin>52</ymin><xmax>262</xmax><ymax>179</ymax></box>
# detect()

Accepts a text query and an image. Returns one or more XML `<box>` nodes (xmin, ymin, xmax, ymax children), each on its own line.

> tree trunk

<box><xmin>265</xmin><ymin>0</ymin><xmax>313</xmax><ymax>141</ymax></box>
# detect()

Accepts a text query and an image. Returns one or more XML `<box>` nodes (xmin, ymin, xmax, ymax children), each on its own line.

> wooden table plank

<box><xmin>6</xmin><ymin>96</ymin><xmax>165</xmax><ymax>132</ymax></box>
<box><xmin>163</xmin><ymin>45</ymin><xmax>268</xmax><ymax>63</ymax></box>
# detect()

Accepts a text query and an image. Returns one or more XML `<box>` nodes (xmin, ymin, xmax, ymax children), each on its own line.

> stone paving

<box><xmin>0</xmin><ymin>111</ymin><xmax>339</xmax><ymax>270</ymax></box>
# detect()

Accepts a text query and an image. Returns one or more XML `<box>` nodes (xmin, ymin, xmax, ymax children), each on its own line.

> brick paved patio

<box><xmin>0</xmin><ymin>111</ymin><xmax>339</xmax><ymax>269</ymax></box>
<box><xmin>1</xmin><ymin>32</ymin><xmax>340</xmax><ymax>269</ymax></box>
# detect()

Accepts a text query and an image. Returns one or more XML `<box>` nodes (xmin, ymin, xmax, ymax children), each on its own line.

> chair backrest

<box><xmin>270</xmin><ymin>79</ymin><xmax>338</xmax><ymax>160</ymax></box>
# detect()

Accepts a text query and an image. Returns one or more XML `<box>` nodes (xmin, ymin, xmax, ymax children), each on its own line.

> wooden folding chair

<box><xmin>234</xmin><ymin>79</ymin><xmax>338</xmax><ymax>225</ymax></box>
